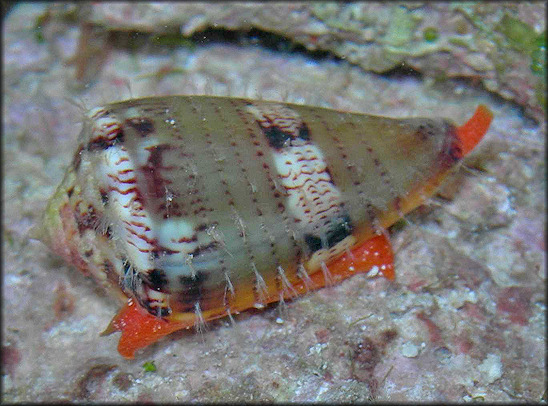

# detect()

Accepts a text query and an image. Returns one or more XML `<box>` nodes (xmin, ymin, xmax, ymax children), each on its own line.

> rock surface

<box><xmin>2</xmin><ymin>3</ymin><xmax>545</xmax><ymax>402</ymax></box>
<box><xmin>79</xmin><ymin>2</ymin><xmax>545</xmax><ymax>123</ymax></box>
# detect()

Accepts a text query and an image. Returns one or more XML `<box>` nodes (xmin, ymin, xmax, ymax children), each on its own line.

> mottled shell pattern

<box><xmin>40</xmin><ymin>96</ymin><xmax>492</xmax><ymax>357</ymax></box>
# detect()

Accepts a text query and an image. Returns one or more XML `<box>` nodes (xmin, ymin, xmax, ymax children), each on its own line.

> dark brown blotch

<box><xmin>145</xmin><ymin>268</ymin><xmax>170</xmax><ymax>292</ymax></box>
<box><xmin>125</xmin><ymin>117</ymin><xmax>155</xmax><ymax>137</ymax></box>
<box><xmin>261</xmin><ymin>126</ymin><xmax>292</xmax><ymax>149</ymax></box>
<box><xmin>177</xmin><ymin>271</ymin><xmax>208</xmax><ymax>306</ymax></box>
<box><xmin>413</xmin><ymin>121</ymin><xmax>438</xmax><ymax>141</ymax></box>
<box><xmin>100</xmin><ymin>189</ymin><xmax>109</xmax><ymax>205</ymax></box>
<box><xmin>298</xmin><ymin>123</ymin><xmax>311</xmax><ymax>140</ymax></box>
<box><xmin>189</xmin><ymin>241</ymin><xmax>219</xmax><ymax>258</ymax></box>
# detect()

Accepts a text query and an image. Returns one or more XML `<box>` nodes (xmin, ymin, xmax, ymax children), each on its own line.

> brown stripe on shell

<box><xmin>214</xmin><ymin>101</ymin><xmax>288</xmax><ymax>306</ymax></box>
<box><xmin>185</xmin><ymin>100</ymin><xmax>243</xmax><ymax>312</ymax></box>
<box><xmin>234</xmin><ymin>101</ymin><xmax>305</xmax><ymax>274</ymax></box>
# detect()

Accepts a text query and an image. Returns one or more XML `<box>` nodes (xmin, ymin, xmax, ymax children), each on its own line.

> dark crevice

<box><xmin>380</xmin><ymin>61</ymin><xmax>423</xmax><ymax>79</ymax></box>
<box><xmin>198</xmin><ymin>27</ymin><xmax>335</xmax><ymax>61</ymax></box>
<box><xmin>82</xmin><ymin>23</ymin><xmax>526</xmax><ymax>123</ymax></box>
<box><xmin>108</xmin><ymin>26</ymin><xmax>338</xmax><ymax>63</ymax></box>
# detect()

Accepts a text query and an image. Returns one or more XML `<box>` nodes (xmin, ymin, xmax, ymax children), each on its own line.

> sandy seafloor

<box><xmin>2</xmin><ymin>3</ymin><xmax>545</xmax><ymax>402</ymax></box>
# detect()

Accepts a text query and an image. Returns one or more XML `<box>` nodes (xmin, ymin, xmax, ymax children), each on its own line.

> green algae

<box><xmin>494</xmin><ymin>14</ymin><xmax>545</xmax><ymax>109</ymax></box>
<box><xmin>310</xmin><ymin>3</ymin><xmax>370</xmax><ymax>33</ymax></box>
<box><xmin>152</xmin><ymin>33</ymin><xmax>195</xmax><ymax>48</ymax></box>
<box><xmin>497</xmin><ymin>13</ymin><xmax>538</xmax><ymax>54</ymax></box>
<box><xmin>423</xmin><ymin>27</ymin><xmax>439</xmax><ymax>43</ymax></box>
<box><xmin>142</xmin><ymin>361</ymin><xmax>157</xmax><ymax>373</ymax></box>
<box><xmin>536</xmin><ymin>85</ymin><xmax>545</xmax><ymax>110</ymax></box>
<box><xmin>530</xmin><ymin>33</ymin><xmax>546</xmax><ymax>76</ymax></box>
<box><xmin>384</xmin><ymin>5</ymin><xmax>416</xmax><ymax>47</ymax></box>
<box><xmin>448</xmin><ymin>36</ymin><xmax>473</xmax><ymax>49</ymax></box>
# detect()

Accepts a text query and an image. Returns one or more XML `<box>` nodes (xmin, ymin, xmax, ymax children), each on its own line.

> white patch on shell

<box><xmin>157</xmin><ymin>219</ymin><xmax>196</xmax><ymax>251</ymax></box>
<box><xmin>246</xmin><ymin>104</ymin><xmax>303</xmax><ymax>137</ymax></box>
<box><xmin>247</xmin><ymin>102</ymin><xmax>355</xmax><ymax>273</ymax></box>
<box><xmin>273</xmin><ymin>144</ymin><xmax>344</xmax><ymax>235</ymax></box>
<box><xmin>156</xmin><ymin>219</ymin><xmax>203</xmax><ymax>278</ymax></box>
<box><xmin>87</xmin><ymin>107</ymin><xmax>122</xmax><ymax>142</ymax></box>
<box><xmin>251</xmin><ymin>104</ymin><xmax>347</xmax><ymax>238</ymax></box>
<box><xmin>100</xmin><ymin>144</ymin><xmax>156</xmax><ymax>273</ymax></box>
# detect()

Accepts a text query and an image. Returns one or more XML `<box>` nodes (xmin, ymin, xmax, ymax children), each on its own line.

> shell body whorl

<box><xmin>41</xmin><ymin>96</ymin><xmax>490</xmax><ymax>355</ymax></box>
